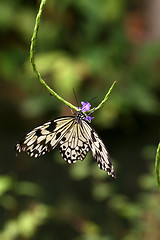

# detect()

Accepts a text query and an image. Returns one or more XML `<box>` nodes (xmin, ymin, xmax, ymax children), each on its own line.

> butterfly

<box><xmin>15</xmin><ymin>101</ymin><xmax>116</xmax><ymax>178</ymax></box>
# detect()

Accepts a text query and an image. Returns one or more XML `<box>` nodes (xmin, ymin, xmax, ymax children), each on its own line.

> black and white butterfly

<box><xmin>15</xmin><ymin>102</ymin><xmax>116</xmax><ymax>178</ymax></box>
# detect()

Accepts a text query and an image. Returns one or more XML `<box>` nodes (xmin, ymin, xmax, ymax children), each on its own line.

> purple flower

<box><xmin>79</xmin><ymin>101</ymin><xmax>94</xmax><ymax>122</ymax></box>
<box><xmin>85</xmin><ymin>116</ymin><xmax>94</xmax><ymax>121</ymax></box>
<box><xmin>79</xmin><ymin>101</ymin><xmax>91</xmax><ymax>112</ymax></box>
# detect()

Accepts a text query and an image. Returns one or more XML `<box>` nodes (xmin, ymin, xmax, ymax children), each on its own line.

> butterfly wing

<box><xmin>15</xmin><ymin>112</ymin><xmax>115</xmax><ymax>177</ymax></box>
<box><xmin>59</xmin><ymin>122</ymin><xmax>90</xmax><ymax>164</ymax></box>
<box><xmin>15</xmin><ymin>117</ymin><xmax>75</xmax><ymax>158</ymax></box>
<box><xmin>81</xmin><ymin>120</ymin><xmax>116</xmax><ymax>178</ymax></box>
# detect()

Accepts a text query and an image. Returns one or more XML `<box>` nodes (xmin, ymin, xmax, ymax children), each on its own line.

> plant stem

<box><xmin>30</xmin><ymin>0</ymin><xmax>116</xmax><ymax>112</ymax></box>
<box><xmin>30</xmin><ymin>0</ymin><xmax>79</xmax><ymax>111</ymax></box>
<box><xmin>155</xmin><ymin>142</ymin><xmax>160</xmax><ymax>190</ymax></box>
<box><xmin>87</xmin><ymin>81</ymin><xmax>116</xmax><ymax>113</ymax></box>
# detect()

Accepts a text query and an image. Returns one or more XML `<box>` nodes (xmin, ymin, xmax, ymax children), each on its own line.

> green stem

<box><xmin>88</xmin><ymin>81</ymin><xmax>116</xmax><ymax>113</ymax></box>
<box><xmin>30</xmin><ymin>0</ymin><xmax>78</xmax><ymax>111</ymax></box>
<box><xmin>30</xmin><ymin>0</ymin><xmax>116</xmax><ymax>113</ymax></box>
<box><xmin>155</xmin><ymin>142</ymin><xmax>160</xmax><ymax>190</ymax></box>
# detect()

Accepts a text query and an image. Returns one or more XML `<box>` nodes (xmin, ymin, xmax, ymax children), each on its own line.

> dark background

<box><xmin>0</xmin><ymin>0</ymin><xmax>160</xmax><ymax>239</ymax></box>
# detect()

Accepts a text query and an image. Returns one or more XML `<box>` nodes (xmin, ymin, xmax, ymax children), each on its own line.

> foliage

<box><xmin>0</xmin><ymin>0</ymin><xmax>160</xmax><ymax>239</ymax></box>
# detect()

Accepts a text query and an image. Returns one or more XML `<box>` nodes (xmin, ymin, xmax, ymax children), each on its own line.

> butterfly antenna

<box><xmin>87</xmin><ymin>96</ymin><xmax>97</xmax><ymax>116</ymax></box>
<box><xmin>73</xmin><ymin>88</ymin><xmax>80</xmax><ymax>107</ymax></box>
<box><xmin>89</xmin><ymin>96</ymin><xmax>97</xmax><ymax>103</ymax></box>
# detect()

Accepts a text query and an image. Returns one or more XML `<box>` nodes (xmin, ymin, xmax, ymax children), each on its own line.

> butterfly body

<box><xmin>16</xmin><ymin>107</ymin><xmax>116</xmax><ymax>178</ymax></box>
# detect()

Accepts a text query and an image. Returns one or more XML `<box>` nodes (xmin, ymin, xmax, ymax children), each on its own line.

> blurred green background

<box><xmin>0</xmin><ymin>0</ymin><xmax>160</xmax><ymax>239</ymax></box>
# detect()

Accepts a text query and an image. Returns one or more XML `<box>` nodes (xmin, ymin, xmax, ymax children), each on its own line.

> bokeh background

<box><xmin>0</xmin><ymin>0</ymin><xmax>160</xmax><ymax>239</ymax></box>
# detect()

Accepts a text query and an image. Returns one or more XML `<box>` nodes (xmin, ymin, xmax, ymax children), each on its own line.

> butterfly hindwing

<box><xmin>15</xmin><ymin>117</ymin><xmax>75</xmax><ymax>158</ymax></box>
<box><xmin>59</xmin><ymin>123</ymin><xmax>90</xmax><ymax>163</ymax></box>
<box><xmin>15</xmin><ymin>110</ymin><xmax>115</xmax><ymax>178</ymax></box>
<box><xmin>81</xmin><ymin>120</ymin><xmax>116</xmax><ymax>178</ymax></box>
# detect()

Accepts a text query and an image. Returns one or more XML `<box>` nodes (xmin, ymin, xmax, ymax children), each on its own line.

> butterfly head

<box><xmin>77</xmin><ymin>101</ymin><xmax>94</xmax><ymax>123</ymax></box>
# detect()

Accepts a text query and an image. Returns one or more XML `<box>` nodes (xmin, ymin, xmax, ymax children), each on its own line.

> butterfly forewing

<box><xmin>15</xmin><ymin>110</ymin><xmax>116</xmax><ymax>178</ymax></box>
<box><xmin>59</xmin><ymin>123</ymin><xmax>90</xmax><ymax>163</ymax></box>
<box><xmin>16</xmin><ymin>117</ymin><xmax>75</xmax><ymax>158</ymax></box>
<box><xmin>81</xmin><ymin>120</ymin><xmax>116</xmax><ymax>178</ymax></box>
